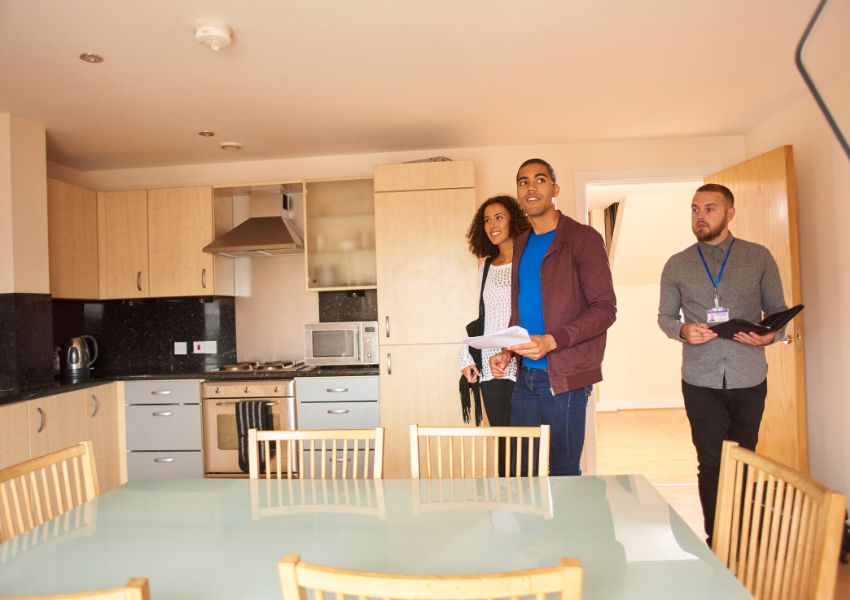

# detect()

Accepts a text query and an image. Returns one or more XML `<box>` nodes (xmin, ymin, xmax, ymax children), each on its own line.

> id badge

<box><xmin>706</xmin><ymin>306</ymin><xmax>730</xmax><ymax>323</ymax></box>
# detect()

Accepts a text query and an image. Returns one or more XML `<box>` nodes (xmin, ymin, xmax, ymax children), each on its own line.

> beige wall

<box><xmin>745</xmin><ymin>70</ymin><xmax>850</xmax><ymax>500</ymax></box>
<box><xmin>601</xmin><ymin>192</ymin><xmax>696</xmax><ymax>410</ymax></box>
<box><xmin>0</xmin><ymin>114</ymin><xmax>48</xmax><ymax>294</ymax></box>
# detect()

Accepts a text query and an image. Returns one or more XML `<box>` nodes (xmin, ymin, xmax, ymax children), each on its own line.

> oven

<box><xmin>202</xmin><ymin>380</ymin><xmax>296</xmax><ymax>477</ymax></box>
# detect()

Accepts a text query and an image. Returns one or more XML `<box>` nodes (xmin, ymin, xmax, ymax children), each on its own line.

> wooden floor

<box><xmin>596</xmin><ymin>408</ymin><xmax>849</xmax><ymax>599</ymax></box>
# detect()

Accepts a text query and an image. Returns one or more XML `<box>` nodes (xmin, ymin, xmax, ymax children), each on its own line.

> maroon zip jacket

<box><xmin>509</xmin><ymin>212</ymin><xmax>617</xmax><ymax>394</ymax></box>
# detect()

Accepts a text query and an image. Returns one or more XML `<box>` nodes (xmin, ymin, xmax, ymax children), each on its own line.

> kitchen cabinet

<box><xmin>46</xmin><ymin>179</ymin><xmax>100</xmax><ymax>299</ymax></box>
<box><xmin>125</xmin><ymin>380</ymin><xmax>204</xmax><ymax>479</ymax></box>
<box><xmin>373</xmin><ymin>160</ymin><xmax>477</xmax><ymax>477</ymax></box>
<box><xmin>304</xmin><ymin>178</ymin><xmax>376</xmax><ymax>290</ymax></box>
<box><xmin>0</xmin><ymin>402</ymin><xmax>30</xmax><ymax>470</ymax></box>
<box><xmin>148</xmin><ymin>186</ymin><xmax>232</xmax><ymax>297</ymax></box>
<box><xmin>28</xmin><ymin>390</ymin><xmax>87</xmax><ymax>459</ymax></box>
<box><xmin>99</xmin><ymin>189</ymin><xmax>150</xmax><ymax>298</ymax></box>
<box><xmin>85</xmin><ymin>383</ymin><xmax>122</xmax><ymax>492</ymax></box>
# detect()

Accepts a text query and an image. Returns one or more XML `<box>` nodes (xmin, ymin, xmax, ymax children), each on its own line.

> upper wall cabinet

<box><xmin>99</xmin><ymin>190</ymin><xmax>149</xmax><ymax>298</ymax></box>
<box><xmin>47</xmin><ymin>181</ymin><xmax>234</xmax><ymax>300</ymax></box>
<box><xmin>47</xmin><ymin>179</ymin><xmax>100</xmax><ymax>299</ymax></box>
<box><xmin>304</xmin><ymin>178</ymin><xmax>376</xmax><ymax>290</ymax></box>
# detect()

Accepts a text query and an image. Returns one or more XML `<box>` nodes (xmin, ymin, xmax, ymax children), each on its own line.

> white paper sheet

<box><xmin>463</xmin><ymin>326</ymin><xmax>531</xmax><ymax>349</ymax></box>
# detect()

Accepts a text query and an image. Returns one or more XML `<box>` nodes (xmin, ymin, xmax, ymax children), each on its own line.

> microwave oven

<box><xmin>304</xmin><ymin>321</ymin><xmax>379</xmax><ymax>366</ymax></box>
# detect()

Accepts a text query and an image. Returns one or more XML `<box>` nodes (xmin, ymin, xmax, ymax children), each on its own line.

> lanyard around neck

<box><xmin>697</xmin><ymin>238</ymin><xmax>735</xmax><ymax>294</ymax></box>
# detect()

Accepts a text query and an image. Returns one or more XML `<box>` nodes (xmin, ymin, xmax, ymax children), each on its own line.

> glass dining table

<box><xmin>0</xmin><ymin>475</ymin><xmax>752</xmax><ymax>599</ymax></box>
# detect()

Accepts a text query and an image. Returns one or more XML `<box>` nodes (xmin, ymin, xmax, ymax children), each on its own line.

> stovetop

<box><xmin>213</xmin><ymin>360</ymin><xmax>315</xmax><ymax>373</ymax></box>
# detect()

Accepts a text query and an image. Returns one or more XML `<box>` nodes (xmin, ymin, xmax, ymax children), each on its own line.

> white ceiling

<box><xmin>0</xmin><ymin>0</ymin><xmax>837</xmax><ymax>171</ymax></box>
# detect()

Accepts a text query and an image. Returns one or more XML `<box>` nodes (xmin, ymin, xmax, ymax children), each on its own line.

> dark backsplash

<box><xmin>52</xmin><ymin>297</ymin><xmax>237</xmax><ymax>376</ymax></box>
<box><xmin>319</xmin><ymin>289</ymin><xmax>377</xmax><ymax>322</ymax></box>
<box><xmin>0</xmin><ymin>293</ymin><xmax>54</xmax><ymax>391</ymax></box>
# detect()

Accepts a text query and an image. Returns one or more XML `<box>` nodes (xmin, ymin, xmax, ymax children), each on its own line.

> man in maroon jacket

<box><xmin>491</xmin><ymin>158</ymin><xmax>616</xmax><ymax>475</ymax></box>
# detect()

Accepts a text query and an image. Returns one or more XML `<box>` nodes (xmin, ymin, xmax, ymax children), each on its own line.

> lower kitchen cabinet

<box><xmin>28</xmin><ymin>390</ymin><xmax>87</xmax><ymax>459</ymax></box>
<box><xmin>379</xmin><ymin>344</ymin><xmax>465</xmax><ymax>478</ymax></box>
<box><xmin>295</xmin><ymin>376</ymin><xmax>379</xmax><ymax>430</ymax></box>
<box><xmin>85</xmin><ymin>383</ymin><xmax>122</xmax><ymax>492</ymax></box>
<box><xmin>124</xmin><ymin>380</ymin><xmax>204</xmax><ymax>480</ymax></box>
<box><xmin>0</xmin><ymin>402</ymin><xmax>30</xmax><ymax>470</ymax></box>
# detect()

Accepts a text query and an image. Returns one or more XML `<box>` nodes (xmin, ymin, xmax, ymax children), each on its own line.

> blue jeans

<box><xmin>511</xmin><ymin>366</ymin><xmax>591</xmax><ymax>476</ymax></box>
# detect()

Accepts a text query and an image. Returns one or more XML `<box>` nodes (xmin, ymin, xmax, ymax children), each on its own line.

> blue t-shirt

<box><xmin>517</xmin><ymin>230</ymin><xmax>555</xmax><ymax>370</ymax></box>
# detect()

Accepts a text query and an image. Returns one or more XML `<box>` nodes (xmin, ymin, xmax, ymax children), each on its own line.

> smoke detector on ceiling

<box><xmin>195</xmin><ymin>23</ymin><xmax>232</xmax><ymax>51</ymax></box>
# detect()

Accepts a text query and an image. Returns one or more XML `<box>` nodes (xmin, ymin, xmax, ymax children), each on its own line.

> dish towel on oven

<box><xmin>236</xmin><ymin>400</ymin><xmax>274</xmax><ymax>473</ymax></box>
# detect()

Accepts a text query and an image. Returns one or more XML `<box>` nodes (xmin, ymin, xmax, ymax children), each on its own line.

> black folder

<box><xmin>708</xmin><ymin>304</ymin><xmax>804</xmax><ymax>339</ymax></box>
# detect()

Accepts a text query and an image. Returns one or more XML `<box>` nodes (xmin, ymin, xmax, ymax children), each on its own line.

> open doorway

<box><xmin>575</xmin><ymin>168</ymin><xmax>718</xmax><ymax>536</ymax></box>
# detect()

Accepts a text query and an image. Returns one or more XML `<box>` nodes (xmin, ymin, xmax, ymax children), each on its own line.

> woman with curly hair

<box><xmin>459</xmin><ymin>195</ymin><xmax>530</xmax><ymax>443</ymax></box>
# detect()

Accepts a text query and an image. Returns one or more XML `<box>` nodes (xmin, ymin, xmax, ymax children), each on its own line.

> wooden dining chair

<box><xmin>0</xmin><ymin>441</ymin><xmax>100</xmax><ymax>542</ymax></box>
<box><xmin>248</xmin><ymin>428</ymin><xmax>385</xmax><ymax>480</ymax></box>
<box><xmin>4</xmin><ymin>578</ymin><xmax>150</xmax><ymax>600</ymax></box>
<box><xmin>712</xmin><ymin>441</ymin><xmax>846</xmax><ymax>600</ymax></box>
<box><xmin>278</xmin><ymin>554</ymin><xmax>582</xmax><ymax>600</ymax></box>
<box><xmin>409</xmin><ymin>424</ymin><xmax>550</xmax><ymax>479</ymax></box>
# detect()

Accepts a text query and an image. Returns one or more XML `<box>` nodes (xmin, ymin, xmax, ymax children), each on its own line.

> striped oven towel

<box><xmin>236</xmin><ymin>400</ymin><xmax>274</xmax><ymax>473</ymax></box>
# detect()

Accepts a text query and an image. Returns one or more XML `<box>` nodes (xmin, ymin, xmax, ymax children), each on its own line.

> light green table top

<box><xmin>0</xmin><ymin>476</ymin><xmax>752</xmax><ymax>599</ymax></box>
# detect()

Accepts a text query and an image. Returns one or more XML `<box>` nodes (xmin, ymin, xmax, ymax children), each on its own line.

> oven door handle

<box><xmin>214</xmin><ymin>400</ymin><xmax>281</xmax><ymax>406</ymax></box>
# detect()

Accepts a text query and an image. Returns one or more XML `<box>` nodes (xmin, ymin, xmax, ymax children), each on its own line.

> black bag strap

<box><xmin>478</xmin><ymin>258</ymin><xmax>492</xmax><ymax>322</ymax></box>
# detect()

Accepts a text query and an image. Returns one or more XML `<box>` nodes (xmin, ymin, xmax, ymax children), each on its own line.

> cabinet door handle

<box><xmin>36</xmin><ymin>407</ymin><xmax>45</xmax><ymax>433</ymax></box>
<box><xmin>136</xmin><ymin>271</ymin><xmax>142</xmax><ymax>292</ymax></box>
<box><xmin>90</xmin><ymin>394</ymin><xmax>99</xmax><ymax>417</ymax></box>
<box><xmin>326</xmin><ymin>388</ymin><xmax>349</xmax><ymax>393</ymax></box>
<box><xmin>201</xmin><ymin>268</ymin><xmax>207</xmax><ymax>289</ymax></box>
<box><xmin>327</xmin><ymin>409</ymin><xmax>350</xmax><ymax>414</ymax></box>
<box><xmin>152</xmin><ymin>411</ymin><xmax>173</xmax><ymax>417</ymax></box>
<box><xmin>387</xmin><ymin>352</ymin><xmax>392</xmax><ymax>375</ymax></box>
<box><xmin>150</xmin><ymin>390</ymin><xmax>172</xmax><ymax>395</ymax></box>
<box><xmin>385</xmin><ymin>316</ymin><xmax>391</xmax><ymax>338</ymax></box>
<box><xmin>154</xmin><ymin>457</ymin><xmax>175</xmax><ymax>463</ymax></box>
<box><xmin>780</xmin><ymin>335</ymin><xmax>792</xmax><ymax>345</ymax></box>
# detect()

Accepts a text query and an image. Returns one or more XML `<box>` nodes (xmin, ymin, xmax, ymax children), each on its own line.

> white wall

<box><xmin>0</xmin><ymin>114</ymin><xmax>48</xmax><ymax>294</ymax></box>
<box><xmin>601</xmin><ymin>192</ymin><xmax>696</xmax><ymax>410</ymax></box>
<box><xmin>745</xmin><ymin>69</ymin><xmax>850</xmax><ymax>499</ymax></box>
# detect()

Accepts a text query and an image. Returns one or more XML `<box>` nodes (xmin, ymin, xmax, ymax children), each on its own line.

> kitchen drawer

<box><xmin>297</xmin><ymin>400</ymin><xmax>379</xmax><ymax>430</ymax></box>
<box><xmin>125</xmin><ymin>404</ymin><xmax>202</xmax><ymax>450</ymax></box>
<box><xmin>295</xmin><ymin>376</ymin><xmax>378</xmax><ymax>403</ymax></box>
<box><xmin>301</xmin><ymin>448</ymin><xmax>372</xmax><ymax>479</ymax></box>
<box><xmin>202</xmin><ymin>380</ymin><xmax>292</xmax><ymax>398</ymax></box>
<box><xmin>125</xmin><ymin>380</ymin><xmax>202</xmax><ymax>404</ymax></box>
<box><xmin>127</xmin><ymin>451</ymin><xmax>204</xmax><ymax>479</ymax></box>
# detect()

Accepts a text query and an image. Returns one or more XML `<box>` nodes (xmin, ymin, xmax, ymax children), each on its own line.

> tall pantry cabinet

<box><xmin>373</xmin><ymin>160</ymin><xmax>478</xmax><ymax>477</ymax></box>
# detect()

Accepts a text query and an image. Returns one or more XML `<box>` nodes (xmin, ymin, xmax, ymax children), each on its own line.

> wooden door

<box><xmin>47</xmin><ymin>179</ymin><xmax>99</xmax><ymax>299</ymax></box>
<box><xmin>379</xmin><ymin>343</ymin><xmax>466</xmax><ymax>478</ymax></box>
<box><xmin>704</xmin><ymin>145</ymin><xmax>807</xmax><ymax>471</ymax></box>
<box><xmin>28</xmin><ymin>391</ymin><xmax>87</xmax><ymax>458</ymax></box>
<box><xmin>148</xmin><ymin>186</ymin><xmax>215</xmax><ymax>297</ymax></box>
<box><xmin>86</xmin><ymin>383</ymin><xmax>121</xmax><ymax>492</ymax></box>
<box><xmin>374</xmin><ymin>188</ymin><xmax>477</xmax><ymax>345</ymax></box>
<box><xmin>99</xmin><ymin>190</ymin><xmax>149</xmax><ymax>298</ymax></box>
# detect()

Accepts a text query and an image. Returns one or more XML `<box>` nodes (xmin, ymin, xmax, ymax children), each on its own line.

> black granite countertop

<box><xmin>0</xmin><ymin>365</ymin><xmax>379</xmax><ymax>407</ymax></box>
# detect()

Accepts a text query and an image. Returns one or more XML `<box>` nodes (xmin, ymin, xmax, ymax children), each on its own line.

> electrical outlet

<box><xmin>193</xmin><ymin>341</ymin><xmax>204</xmax><ymax>354</ymax></box>
<box><xmin>174</xmin><ymin>342</ymin><xmax>187</xmax><ymax>355</ymax></box>
<box><xmin>206</xmin><ymin>340</ymin><xmax>217</xmax><ymax>354</ymax></box>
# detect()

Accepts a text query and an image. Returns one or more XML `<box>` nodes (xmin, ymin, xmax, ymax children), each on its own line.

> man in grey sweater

<box><xmin>658</xmin><ymin>183</ymin><xmax>787</xmax><ymax>546</ymax></box>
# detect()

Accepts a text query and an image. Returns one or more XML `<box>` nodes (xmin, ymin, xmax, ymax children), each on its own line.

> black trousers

<box><xmin>480</xmin><ymin>378</ymin><xmax>514</xmax><ymax>476</ymax></box>
<box><xmin>682</xmin><ymin>378</ymin><xmax>767</xmax><ymax>546</ymax></box>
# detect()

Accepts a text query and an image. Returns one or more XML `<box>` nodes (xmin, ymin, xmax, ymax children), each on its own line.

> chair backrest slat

<box><xmin>712</xmin><ymin>440</ymin><xmax>846</xmax><ymax>600</ymax></box>
<box><xmin>409</xmin><ymin>425</ymin><xmax>550</xmax><ymax>479</ymax></box>
<box><xmin>248</xmin><ymin>428</ymin><xmax>384</xmax><ymax>480</ymax></box>
<box><xmin>0</xmin><ymin>441</ymin><xmax>100</xmax><ymax>543</ymax></box>
<box><xmin>278</xmin><ymin>554</ymin><xmax>582</xmax><ymax>600</ymax></box>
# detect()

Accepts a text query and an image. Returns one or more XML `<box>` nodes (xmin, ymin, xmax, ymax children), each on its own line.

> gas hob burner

<box><xmin>216</xmin><ymin>360</ymin><xmax>309</xmax><ymax>373</ymax></box>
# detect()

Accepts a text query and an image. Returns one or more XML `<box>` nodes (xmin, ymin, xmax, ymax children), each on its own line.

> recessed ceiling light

<box><xmin>220</xmin><ymin>142</ymin><xmax>242</xmax><ymax>151</ymax></box>
<box><xmin>79</xmin><ymin>52</ymin><xmax>104</xmax><ymax>63</ymax></box>
<box><xmin>198</xmin><ymin>130</ymin><xmax>215</xmax><ymax>137</ymax></box>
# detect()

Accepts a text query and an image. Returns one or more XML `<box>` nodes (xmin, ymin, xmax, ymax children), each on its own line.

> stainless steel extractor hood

<box><xmin>203</xmin><ymin>192</ymin><xmax>304</xmax><ymax>257</ymax></box>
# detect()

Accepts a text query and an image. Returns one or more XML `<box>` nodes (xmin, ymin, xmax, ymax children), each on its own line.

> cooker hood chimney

<box><xmin>203</xmin><ymin>191</ymin><xmax>304</xmax><ymax>257</ymax></box>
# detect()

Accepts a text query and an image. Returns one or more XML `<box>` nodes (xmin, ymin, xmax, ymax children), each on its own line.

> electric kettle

<box><xmin>63</xmin><ymin>335</ymin><xmax>98</xmax><ymax>383</ymax></box>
